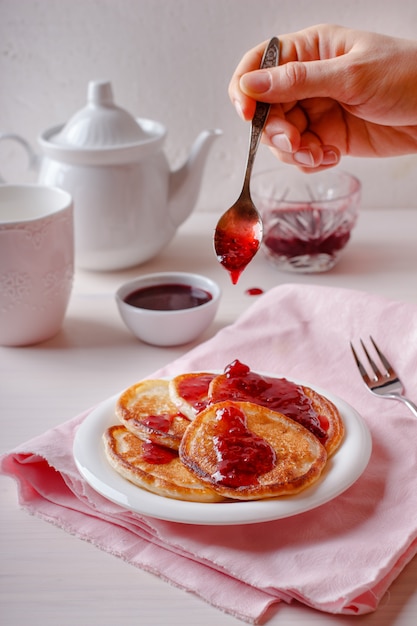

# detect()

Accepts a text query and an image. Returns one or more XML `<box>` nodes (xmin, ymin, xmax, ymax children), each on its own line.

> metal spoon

<box><xmin>214</xmin><ymin>36</ymin><xmax>280</xmax><ymax>284</ymax></box>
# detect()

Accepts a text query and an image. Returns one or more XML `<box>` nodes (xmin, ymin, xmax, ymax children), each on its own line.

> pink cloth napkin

<box><xmin>2</xmin><ymin>283</ymin><xmax>417</xmax><ymax>624</ymax></box>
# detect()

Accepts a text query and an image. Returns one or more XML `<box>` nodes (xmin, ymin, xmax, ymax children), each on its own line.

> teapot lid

<box><xmin>39</xmin><ymin>80</ymin><xmax>166</xmax><ymax>165</ymax></box>
<box><xmin>54</xmin><ymin>80</ymin><xmax>150</xmax><ymax>148</ymax></box>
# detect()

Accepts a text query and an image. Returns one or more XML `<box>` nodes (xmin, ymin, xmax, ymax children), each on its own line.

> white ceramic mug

<box><xmin>0</xmin><ymin>185</ymin><xmax>74</xmax><ymax>346</ymax></box>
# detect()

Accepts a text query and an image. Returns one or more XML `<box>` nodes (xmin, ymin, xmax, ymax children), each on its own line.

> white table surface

<box><xmin>1</xmin><ymin>209</ymin><xmax>417</xmax><ymax>626</ymax></box>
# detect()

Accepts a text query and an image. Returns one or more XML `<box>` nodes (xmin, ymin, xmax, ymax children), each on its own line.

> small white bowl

<box><xmin>115</xmin><ymin>272</ymin><xmax>221</xmax><ymax>346</ymax></box>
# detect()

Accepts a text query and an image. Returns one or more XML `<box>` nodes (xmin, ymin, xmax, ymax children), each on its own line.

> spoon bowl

<box><xmin>214</xmin><ymin>193</ymin><xmax>263</xmax><ymax>285</ymax></box>
<box><xmin>214</xmin><ymin>37</ymin><xmax>280</xmax><ymax>284</ymax></box>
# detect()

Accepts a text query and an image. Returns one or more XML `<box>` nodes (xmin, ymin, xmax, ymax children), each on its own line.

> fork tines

<box><xmin>350</xmin><ymin>336</ymin><xmax>394</xmax><ymax>382</ymax></box>
<box><xmin>351</xmin><ymin>336</ymin><xmax>417</xmax><ymax>417</ymax></box>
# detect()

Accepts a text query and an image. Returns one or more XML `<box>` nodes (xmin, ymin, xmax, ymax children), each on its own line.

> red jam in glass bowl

<box><xmin>252</xmin><ymin>169</ymin><xmax>361</xmax><ymax>273</ymax></box>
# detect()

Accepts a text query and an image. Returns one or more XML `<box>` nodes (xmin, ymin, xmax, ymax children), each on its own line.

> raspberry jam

<box><xmin>215</xmin><ymin>360</ymin><xmax>327</xmax><ymax>442</ymax></box>
<box><xmin>245</xmin><ymin>287</ymin><xmax>264</xmax><ymax>296</ymax></box>
<box><xmin>141</xmin><ymin>441</ymin><xmax>177</xmax><ymax>464</ymax></box>
<box><xmin>261</xmin><ymin>202</ymin><xmax>355</xmax><ymax>272</ymax></box>
<box><xmin>214</xmin><ymin>228</ymin><xmax>260</xmax><ymax>284</ymax></box>
<box><xmin>264</xmin><ymin>223</ymin><xmax>350</xmax><ymax>257</ymax></box>
<box><xmin>176</xmin><ymin>373</ymin><xmax>215</xmax><ymax>414</ymax></box>
<box><xmin>212</xmin><ymin>404</ymin><xmax>276</xmax><ymax>487</ymax></box>
<box><xmin>139</xmin><ymin>414</ymin><xmax>174</xmax><ymax>433</ymax></box>
<box><xmin>124</xmin><ymin>283</ymin><xmax>212</xmax><ymax>311</ymax></box>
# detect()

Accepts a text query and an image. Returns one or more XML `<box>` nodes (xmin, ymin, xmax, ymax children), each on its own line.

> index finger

<box><xmin>228</xmin><ymin>39</ymin><xmax>272</xmax><ymax>120</ymax></box>
<box><xmin>228</xmin><ymin>25</ymin><xmax>355</xmax><ymax>119</ymax></box>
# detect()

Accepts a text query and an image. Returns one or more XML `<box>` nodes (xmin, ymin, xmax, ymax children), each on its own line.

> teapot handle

<box><xmin>0</xmin><ymin>133</ymin><xmax>39</xmax><ymax>183</ymax></box>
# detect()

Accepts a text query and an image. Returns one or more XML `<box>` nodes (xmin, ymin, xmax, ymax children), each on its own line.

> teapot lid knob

<box><xmin>87</xmin><ymin>80</ymin><xmax>114</xmax><ymax>106</ymax></box>
<box><xmin>53</xmin><ymin>79</ymin><xmax>151</xmax><ymax>148</ymax></box>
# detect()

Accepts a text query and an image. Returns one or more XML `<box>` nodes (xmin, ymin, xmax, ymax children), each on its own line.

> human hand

<box><xmin>229</xmin><ymin>24</ymin><xmax>417</xmax><ymax>171</ymax></box>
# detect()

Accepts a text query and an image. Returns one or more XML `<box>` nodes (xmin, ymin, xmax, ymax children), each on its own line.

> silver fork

<box><xmin>350</xmin><ymin>336</ymin><xmax>417</xmax><ymax>418</ymax></box>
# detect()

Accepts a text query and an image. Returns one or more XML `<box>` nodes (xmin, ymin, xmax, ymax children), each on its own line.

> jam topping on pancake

<box><xmin>210</xmin><ymin>360</ymin><xmax>327</xmax><ymax>442</ymax></box>
<box><xmin>212</xmin><ymin>404</ymin><xmax>276</xmax><ymax>487</ymax></box>
<box><xmin>175</xmin><ymin>373</ymin><xmax>215</xmax><ymax>414</ymax></box>
<box><xmin>141</xmin><ymin>440</ymin><xmax>178</xmax><ymax>464</ymax></box>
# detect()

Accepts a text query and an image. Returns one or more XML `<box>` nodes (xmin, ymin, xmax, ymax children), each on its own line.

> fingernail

<box><xmin>240</xmin><ymin>70</ymin><xmax>271</xmax><ymax>94</ymax></box>
<box><xmin>322</xmin><ymin>148</ymin><xmax>339</xmax><ymax>165</ymax></box>
<box><xmin>233</xmin><ymin>99</ymin><xmax>245</xmax><ymax>120</ymax></box>
<box><xmin>294</xmin><ymin>149</ymin><xmax>315</xmax><ymax>167</ymax></box>
<box><xmin>271</xmin><ymin>133</ymin><xmax>292</xmax><ymax>152</ymax></box>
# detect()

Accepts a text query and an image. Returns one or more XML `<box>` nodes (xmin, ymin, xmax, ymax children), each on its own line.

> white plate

<box><xmin>73</xmin><ymin>377</ymin><xmax>372</xmax><ymax>525</ymax></box>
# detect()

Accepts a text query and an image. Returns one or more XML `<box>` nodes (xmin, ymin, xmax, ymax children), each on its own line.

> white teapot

<box><xmin>0</xmin><ymin>80</ymin><xmax>221</xmax><ymax>270</ymax></box>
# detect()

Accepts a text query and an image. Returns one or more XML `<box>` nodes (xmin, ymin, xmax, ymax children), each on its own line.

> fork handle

<box><xmin>398</xmin><ymin>395</ymin><xmax>417</xmax><ymax>418</ymax></box>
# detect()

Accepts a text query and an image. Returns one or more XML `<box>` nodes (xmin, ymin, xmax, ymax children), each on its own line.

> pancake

<box><xmin>179</xmin><ymin>400</ymin><xmax>327</xmax><ymax>501</ymax></box>
<box><xmin>103</xmin><ymin>425</ymin><xmax>225</xmax><ymax>502</ymax></box>
<box><xmin>168</xmin><ymin>372</ymin><xmax>216</xmax><ymax>420</ymax></box>
<box><xmin>116</xmin><ymin>378</ymin><xmax>190</xmax><ymax>450</ymax></box>
<box><xmin>208</xmin><ymin>360</ymin><xmax>344</xmax><ymax>456</ymax></box>
<box><xmin>301</xmin><ymin>385</ymin><xmax>344</xmax><ymax>457</ymax></box>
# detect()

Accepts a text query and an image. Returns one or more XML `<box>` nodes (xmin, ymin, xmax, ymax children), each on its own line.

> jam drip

<box><xmin>212</xmin><ymin>404</ymin><xmax>276</xmax><ymax>487</ymax></box>
<box><xmin>139</xmin><ymin>414</ymin><xmax>175</xmax><ymax>433</ymax></box>
<box><xmin>141</xmin><ymin>441</ymin><xmax>177</xmax><ymax>464</ymax></box>
<box><xmin>217</xmin><ymin>360</ymin><xmax>327</xmax><ymax>442</ymax></box>
<box><xmin>177</xmin><ymin>373</ymin><xmax>215</xmax><ymax>413</ymax></box>
<box><xmin>245</xmin><ymin>287</ymin><xmax>264</xmax><ymax>296</ymax></box>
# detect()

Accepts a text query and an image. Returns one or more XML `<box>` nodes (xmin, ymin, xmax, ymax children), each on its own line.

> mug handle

<box><xmin>0</xmin><ymin>133</ymin><xmax>39</xmax><ymax>183</ymax></box>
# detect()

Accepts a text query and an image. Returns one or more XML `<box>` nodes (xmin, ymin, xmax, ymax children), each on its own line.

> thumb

<box><xmin>240</xmin><ymin>58</ymin><xmax>346</xmax><ymax>103</ymax></box>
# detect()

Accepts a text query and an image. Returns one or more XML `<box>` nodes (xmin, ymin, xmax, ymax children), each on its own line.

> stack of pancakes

<box><xmin>103</xmin><ymin>361</ymin><xmax>344</xmax><ymax>502</ymax></box>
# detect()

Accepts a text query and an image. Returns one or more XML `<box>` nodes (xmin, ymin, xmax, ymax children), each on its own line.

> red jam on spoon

<box><xmin>214</xmin><ymin>225</ymin><xmax>263</xmax><ymax>285</ymax></box>
<box><xmin>213</xmin><ymin>38</ymin><xmax>280</xmax><ymax>284</ymax></box>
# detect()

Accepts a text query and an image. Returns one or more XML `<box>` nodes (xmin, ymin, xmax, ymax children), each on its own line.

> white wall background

<box><xmin>1</xmin><ymin>0</ymin><xmax>417</xmax><ymax>211</ymax></box>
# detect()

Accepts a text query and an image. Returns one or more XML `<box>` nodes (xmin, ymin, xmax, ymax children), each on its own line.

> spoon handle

<box><xmin>244</xmin><ymin>37</ymin><xmax>280</xmax><ymax>187</ymax></box>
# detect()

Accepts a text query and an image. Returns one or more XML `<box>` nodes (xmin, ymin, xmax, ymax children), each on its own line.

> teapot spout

<box><xmin>168</xmin><ymin>128</ymin><xmax>222</xmax><ymax>226</ymax></box>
